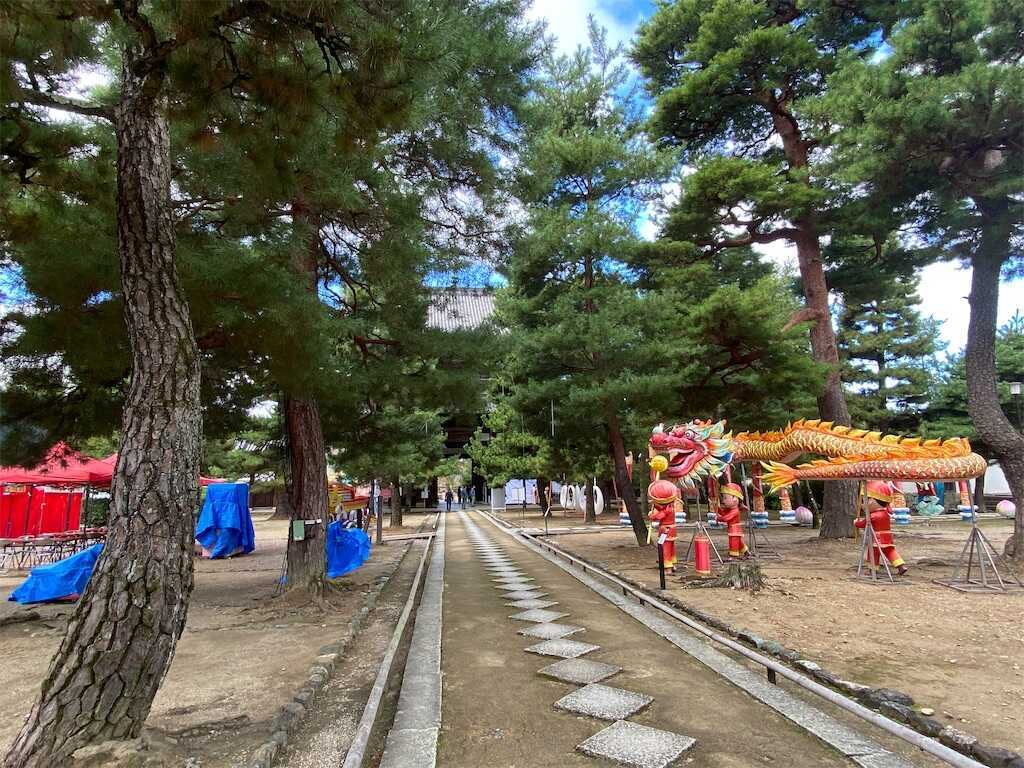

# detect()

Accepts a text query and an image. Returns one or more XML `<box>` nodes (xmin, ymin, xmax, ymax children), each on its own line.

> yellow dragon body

<box><xmin>649</xmin><ymin>418</ymin><xmax>986</xmax><ymax>492</ymax></box>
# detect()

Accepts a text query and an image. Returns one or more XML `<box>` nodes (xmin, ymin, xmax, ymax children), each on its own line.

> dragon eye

<box><xmin>685</xmin><ymin>429</ymin><xmax>695</xmax><ymax>439</ymax></box>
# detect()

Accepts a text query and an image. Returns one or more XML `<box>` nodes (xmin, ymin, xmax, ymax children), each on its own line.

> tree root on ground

<box><xmin>680</xmin><ymin>561</ymin><xmax>766</xmax><ymax>593</ymax></box>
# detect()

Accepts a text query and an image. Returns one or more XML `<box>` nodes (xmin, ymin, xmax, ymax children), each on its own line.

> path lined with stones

<box><xmin>437</xmin><ymin>509</ymin><xmax>885</xmax><ymax>768</ymax></box>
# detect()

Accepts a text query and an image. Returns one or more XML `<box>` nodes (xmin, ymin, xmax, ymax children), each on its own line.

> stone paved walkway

<box><xmin>430</xmin><ymin>509</ymin><xmax>927</xmax><ymax>768</ymax></box>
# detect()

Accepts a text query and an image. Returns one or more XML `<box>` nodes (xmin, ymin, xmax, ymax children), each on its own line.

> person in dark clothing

<box><xmin>444</xmin><ymin>489</ymin><xmax>453</xmax><ymax>512</ymax></box>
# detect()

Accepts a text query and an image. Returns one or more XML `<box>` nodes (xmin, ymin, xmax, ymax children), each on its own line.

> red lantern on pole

<box><xmin>694</xmin><ymin>533</ymin><xmax>712</xmax><ymax>577</ymax></box>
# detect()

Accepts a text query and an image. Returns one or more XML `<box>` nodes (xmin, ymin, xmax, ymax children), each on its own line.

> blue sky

<box><xmin>526</xmin><ymin>0</ymin><xmax>1023</xmax><ymax>354</ymax></box>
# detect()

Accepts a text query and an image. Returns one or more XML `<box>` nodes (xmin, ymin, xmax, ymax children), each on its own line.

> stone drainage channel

<box><xmin>478</xmin><ymin>509</ymin><xmax>985</xmax><ymax>768</ymax></box>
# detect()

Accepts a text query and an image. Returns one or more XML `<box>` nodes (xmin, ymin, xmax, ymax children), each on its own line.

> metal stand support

<box><xmin>934</xmin><ymin>515</ymin><xmax>1024</xmax><ymax>593</ymax></box>
<box><xmin>739</xmin><ymin>464</ymin><xmax>782</xmax><ymax>560</ymax></box>
<box><xmin>853</xmin><ymin>483</ymin><xmax>896</xmax><ymax>584</ymax></box>
<box><xmin>682</xmin><ymin>488</ymin><xmax>725</xmax><ymax>567</ymax></box>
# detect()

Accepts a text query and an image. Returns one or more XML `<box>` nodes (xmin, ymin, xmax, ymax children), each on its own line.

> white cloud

<box><xmin>528</xmin><ymin>0</ymin><xmax>642</xmax><ymax>55</ymax></box>
<box><xmin>918</xmin><ymin>261</ymin><xmax>1023</xmax><ymax>354</ymax></box>
<box><xmin>752</xmin><ymin>244</ymin><xmax>1023</xmax><ymax>354</ymax></box>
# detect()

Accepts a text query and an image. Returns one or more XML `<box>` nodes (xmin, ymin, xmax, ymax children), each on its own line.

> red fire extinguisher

<box><xmin>694</xmin><ymin>533</ymin><xmax>712</xmax><ymax>577</ymax></box>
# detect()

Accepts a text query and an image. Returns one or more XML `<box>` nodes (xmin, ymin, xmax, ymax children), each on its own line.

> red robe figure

<box><xmin>648</xmin><ymin>479</ymin><xmax>680</xmax><ymax>572</ymax></box>
<box><xmin>855</xmin><ymin>481</ymin><xmax>909</xmax><ymax>576</ymax></box>
<box><xmin>718</xmin><ymin>483</ymin><xmax>749</xmax><ymax>558</ymax></box>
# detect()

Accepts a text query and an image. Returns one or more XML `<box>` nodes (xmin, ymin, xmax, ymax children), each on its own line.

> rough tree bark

<box><xmin>390</xmin><ymin>477</ymin><xmax>403</xmax><ymax>527</ymax></box>
<box><xmin>283</xmin><ymin>395</ymin><xmax>329</xmax><ymax>592</ymax></box>
<box><xmin>608</xmin><ymin>413</ymin><xmax>646</xmax><ymax>545</ymax></box>
<box><xmin>964</xmin><ymin>209</ymin><xmax>1024</xmax><ymax>559</ymax></box>
<box><xmin>584</xmin><ymin>476</ymin><xmax>597</xmax><ymax>524</ymax></box>
<box><xmin>281</xmin><ymin>202</ymin><xmax>330</xmax><ymax>590</ymax></box>
<box><xmin>3</xmin><ymin>47</ymin><xmax>202</xmax><ymax>768</ymax></box>
<box><xmin>771</xmin><ymin>100</ymin><xmax>857</xmax><ymax>539</ymax></box>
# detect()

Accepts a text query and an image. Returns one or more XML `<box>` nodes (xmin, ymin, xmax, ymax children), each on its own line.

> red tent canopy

<box><xmin>0</xmin><ymin>444</ymin><xmax>225</xmax><ymax>488</ymax></box>
<box><xmin>0</xmin><ymin>443</ymin><xmax>114</xmax><ymax>487</ymax></box>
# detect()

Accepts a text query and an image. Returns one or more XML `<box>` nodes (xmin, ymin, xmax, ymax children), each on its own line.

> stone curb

<box><xmin>563</xmin><ymin>550</ymin><xmax>1024</xmax><ymax>768</ymax></box>
<box><xmin>247</xmin><ymin>540</ymin><xmax>416</xmax><ymax>768</ymax></box>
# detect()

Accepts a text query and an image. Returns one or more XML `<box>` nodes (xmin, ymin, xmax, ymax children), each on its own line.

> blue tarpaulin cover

<box><xmin>326</xmin><ymin>521</ymin><xmax>371</xmax><ymax>578</ymax></box>
<box><xmin>9</xmin><ymin>543</ymin><xmax>103</xmax><ymax>604</ymax></box>
<box><xmin>195</xmin><ymin>483</ymin><xmax>255</xmax><ymax>559</ymax></box>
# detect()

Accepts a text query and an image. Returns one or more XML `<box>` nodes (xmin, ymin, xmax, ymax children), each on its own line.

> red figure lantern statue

<box><xmin>718</xmin><ymin>483</ymin><xmax>749</xmax><ymax>558</ymax></box>
<box><xmin>855</xmin><ymin>481</ymin><xmax>909</xmax><ymax>576</ymax></box>
<box><xmin>648</xmin><ymin>479</ymin><xmax>680</xmax><ymax>572</ymax></box>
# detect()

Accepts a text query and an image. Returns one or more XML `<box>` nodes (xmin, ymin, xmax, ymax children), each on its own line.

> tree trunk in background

<box><xmin>607</xmin><ymin>413</ymin><xmax>646</xmax><ymax>545</ymax></box>
<box><xmin>793</xmin><ymin>225</ymin><xmax>858</xmax><ymax>538</ymax></box>
<box><xmin>584</xmin><ymin>477</ymin><xmax>596</xmax><ymax>524</ymax></box>
<box><xmin>390</xmin><ymin>477</ymin><xmax>403</xmax><ymax>527</ymax></box>
<box><xmin>965</xmin><ymin>218</ymin><xmax>1024</xmax><ymax>559</ymax></box>
<box><xmin>284</xmin><ymin>396</ymin><xmax>328</xmax><ymax>592</ymax></box>
<box><xmin>4</xmin><ymin>51</ymin><xmax>202</xmax><ymax>768</ymax></box>
<box><xmin>282</xmin><ymin>202</ymin><xmax>329</xmax><ymax>589</ymax></box>
<box><xmin>772</xmin><ymin>105</ymin><xmax>856</xmax><ymax>539</ymax></box>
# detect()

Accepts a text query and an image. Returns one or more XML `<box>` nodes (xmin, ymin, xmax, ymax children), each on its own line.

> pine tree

<box><xmin>1</xmin><ymin>1</ymin><xmax>535</xmax><ymax>762</ymax></box>
<box><xmin>632</xmin><ymin>0</ymin><xmax>901</xmax><ymax>537</ymax></box>
<box><xmin>821</xmin><ymin>0</ymin><xmax>1024</xmax><ymax>556</ymax></box>
<box><xmin>837</xmin><ymin>273</ymin><xmax>941</xmax><ymax>433</ymax></box>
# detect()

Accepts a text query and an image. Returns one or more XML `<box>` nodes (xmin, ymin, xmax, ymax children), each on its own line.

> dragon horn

<box><xmin>761</xmin><ymin>461</ymin><xmax>798</xmax><ymax>492</ymax></box>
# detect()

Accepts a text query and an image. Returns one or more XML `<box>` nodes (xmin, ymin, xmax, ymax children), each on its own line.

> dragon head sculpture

<box><xmin>649</xmin><ymin>420</ymin><xmax>735</xmax><ymax>486</ymax></box>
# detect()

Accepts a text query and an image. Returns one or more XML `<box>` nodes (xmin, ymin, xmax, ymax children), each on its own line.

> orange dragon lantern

<box><xmin>649</xmin><ymin>418</ymin><xmax>986</xmax><ymax>490</ymax></box>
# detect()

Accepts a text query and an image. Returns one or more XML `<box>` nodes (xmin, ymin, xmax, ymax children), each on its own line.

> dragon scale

<box><xmin>649</xmin><ymin>418</ymin><xmax>986</xmax><ymax>492</ymax></box>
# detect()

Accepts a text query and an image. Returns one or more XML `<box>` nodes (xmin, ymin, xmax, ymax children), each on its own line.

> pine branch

<box><xmin>13</xmin><ymin>88</ymin><xmax>113</xmax><ymax>121</ymax></box>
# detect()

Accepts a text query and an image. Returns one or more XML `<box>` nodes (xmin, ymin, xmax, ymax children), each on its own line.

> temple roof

<box><xmin>426</xmin><ymin>288</ymin><xmax>496</xmax><ymax>332</ymax></box>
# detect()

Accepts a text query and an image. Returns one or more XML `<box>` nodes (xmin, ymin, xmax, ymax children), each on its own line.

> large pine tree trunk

<box><xmin>770</xmin><ymin>102</ymin><xmax>857</xmax><ymax>539</ymax></box>
<box><xmin>608</xmin><ymin>413</ymin><xmax>646</xmax><ymax>545</ymax></box>
<box><xmin>4</xmin><ymin>54</ymin><xmax>202</xmax><ymax>768</ymax></box>
<box><xmin>282</xmin><ymin>202</ymin><xmax>329</xmax><ymax>590</ymax></box>
<box><xmin>284</xmin><ymin>396</ymin><xmax>328</xmax><ymax>592</ymax></box>
<box><xmin>965</xmin><ymin>219</ymin><xmax>1024</xmax><ymax>559</ymax></box>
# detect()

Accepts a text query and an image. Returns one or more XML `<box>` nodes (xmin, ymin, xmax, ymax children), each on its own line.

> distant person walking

<box><xmin>457</xmin><ymin>487</ymin><xmax>463</xmax><ymax>506</ymax></box>
<box><xmin>445</xmin><ymin>489</ymin><xmax>453</xmax><ymax>512</ymax></box>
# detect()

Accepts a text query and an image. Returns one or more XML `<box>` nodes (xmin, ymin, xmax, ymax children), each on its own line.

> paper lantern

<box><xmin>794</xmin><ymin>506</ymin><xmax>812</xmax><ymax>525</ymax></box>
<box><xmin>996</xmin><ymin>499</ymin><xmax>1016</xmax><ymax>519</ymax></box>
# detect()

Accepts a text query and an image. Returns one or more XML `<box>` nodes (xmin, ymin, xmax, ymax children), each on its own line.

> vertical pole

<box><xmin>375</xmin><ymin>488</ymin><xmax>383</xmax><ymax>545</ymax></box>
<box><xmin>657</xmin><ymin>539</ymin><xmax>666</xmax><ymax>590</ymax></box>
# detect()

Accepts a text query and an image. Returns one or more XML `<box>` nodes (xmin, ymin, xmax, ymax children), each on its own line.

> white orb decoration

<box><xmin>794</xmin><ymin>506</ymin><xmax>813</xmax><ymax>526</ymax></box>
<box><xmin>996</xmin><ymin>499</ymin><xmax>1016</xmax><ymax>519</ymax></box>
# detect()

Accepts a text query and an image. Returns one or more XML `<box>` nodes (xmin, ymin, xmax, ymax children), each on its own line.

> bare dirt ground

<box><xmin>537</xmin><ymin>512</ymin><xmax>1024</xmax><ymax>755</ymax></box>
<box><xmin>0</xmin><ymin>509</ymin><xmax>432</xmax><ymax>766</ymax></box>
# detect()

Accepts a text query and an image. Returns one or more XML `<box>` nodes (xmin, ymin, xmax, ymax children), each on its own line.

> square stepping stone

<box><xmin>503</xmin><ymin>590</ymin><xmax>548</xmax><ymax>601</ymax></box>
<box><xmin>509</xmin><ymin>608</ymin><xmax>567</xmax><ymax>623</ymax></box>
<box><xmin>538</xmin><ymin>658</ymin><xmax>621</xmax><ymax>685</ymax></box>
<box><xmin>505</xmin><ymin>599</ymin><xmax>558</xmax><ymax>609</ymax></box>
<box><xmin>525</xmin><ymin>638</ymin><xmax>600</xmax><ymax>659</ymax></box>
<box><xmin>518</xmin><ymin>622</ymin><xmax>584</xmax><ymax>640</ymax></box>
<box><xmin>554</xmin><ymin>684</ymin><xmax>653</xmax><ymax>721</ymax></box>
<box><xmin>493</xmin><ymin>576</ymin><xmax>534</xmax><ymax>584</ymax></box>
<box><xmin>577</xmin><ymin>720</ymin><xmax>696</xmax><ymax>768</ymax></box>
<box><xmin>497</xmin><ymin>582</ymin><xmax>536</xmax><ymax>592</ymax></box>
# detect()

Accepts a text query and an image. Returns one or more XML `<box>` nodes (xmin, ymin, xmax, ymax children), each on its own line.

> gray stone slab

<box><xmin>507</xmin><ymin>517</ymin><xmax>915</xmax><ymax>767</ymax></box>
<box><xmin>496</xmin><ymin>582</ymin><xmax>537</xmax><ymax>592</ymax></box>
<box><xmin>525</xmin><ymin>638</ymin><xmax>600</xmax><ymax>659</ymax></box>
<box><xmin>503</xmin><ymin>589</ymin><xmax>548</xmax><ymax>601</ymax></box>
<box><xmin>505</xmin><ymin>599</ymin><xmax>559</xmax><ymax>609</ymax></box>
<box><xmin>852</xmin><ymin>752</ymin><xmax>918</xmax><ymax>768</ymax></box>
<box><xmin>554</xmin><ymin>683</ymin><xmax>653</xmax><ymax>721</ymax></box>
<box><xmin>379</xmin><ymin>727</ymin><xmax>439</xmax><ymax>768</ymax></box>
<box><xmin>518</xmin><ymin>622</ymin><xmax>585</xmax><ymax>640</ymax></box>
<box><xmin>537</xmin><ymin>658</ymin><xmax>621</xmax><ymax>685</ymax></box>
<box><xmin>508</xmin><ymin>608</ymin><xmax>568</xmax><ymax>623</ymax></box>
<box><xmin>577</xmin><ymin>720</ymin><xmax>696</xmax><ymax>768</ymax></box>
<box><xmin>493</xmin><ymin>576</ymin><xmax>534</xmax><ymax>584</ymax></box>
